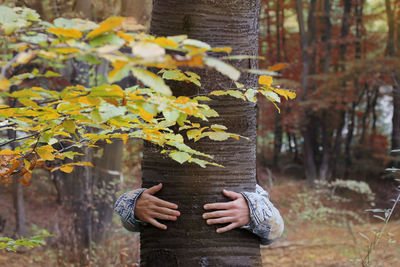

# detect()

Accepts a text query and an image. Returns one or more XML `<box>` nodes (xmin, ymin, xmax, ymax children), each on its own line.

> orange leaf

<box><xmin>268</xmin><ymin>63</ymin><xmax>289</xmax><ymax>72</ymax></box>
<box><xmin>86</xmin><ymin>17</ymin><xmax>126</xmax><ymax>39</ymax></box>
<box><xmin>0</xmin><ymin>149</ymin><xmax>15</xmax><ymax>156</ymax></box>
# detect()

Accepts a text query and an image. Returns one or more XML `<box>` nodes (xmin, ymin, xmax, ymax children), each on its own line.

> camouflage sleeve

<box><xmin>240</xmin><ymin>184</ymin><xmax>284</xmax><ymax>245</ymax></box>
<box><xmin>114</xmin><ymin>188</ymin><xmax>147</xmax><ymax>232</ymax></box>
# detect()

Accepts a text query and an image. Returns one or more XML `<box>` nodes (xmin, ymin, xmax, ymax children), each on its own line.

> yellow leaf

<box><xmin>259</xmin><ymin>75</ymin><xmax>273</xmax><ymax>86</ymax></box>
<box><xmin>211</xmin><ymin>47</ymin><xmax>232</xmax><ymax>53</ymax></box>
<box><xmin>153</xmin><ymin>37</ymin><xmax>179</xmax><ymax>48</ymax></box>
<box><xmin>117</xmin><ymin>31</ymin><xmax>135</xmax><ymax>42</ymax></box>
<box><xmin>60</xmin><ymin>165</ymin><xmax>74</xmax><ymax>173</ymax></box>
<box><xmin>268</xmin><ymin>63</ymin><xmax>289</xmax><ymax>72</ymax></box>
<box><xmin>62</xmin><ymin>120</ymin><xmax>76</xmax><ymax>133</ymax></box>
<box><xmin>139</xmin><ymin>106</ymin><xmax>153</xmax><ymax>122</ymax></box>
<box><xmin>274</xmin><ymin>89</ymin><xmax>296</xmax><ymax>100</ymax></box>
<box><xmin>0</xmin><ymin>149</ymin><xmax>15</xmax><ymax>155</ymax></box>
<box><xmin>0</xmin><ymin>107</ymin><xmax>13</xmax><ymax>118</ymax></box>
<box><xmin>0</xmin><ymin>78</ymin><xmax>10</xmax><ymax>91</ymax></box>
<box><xmin>36</xmin><ymin>145</ymin><xmax>56</xmax><ymax>161</ymax></box>
<box><xmin>109</xmin><ymin>61</ymin><xmax>128</xmax><ymax>78</ymax></box>
<box><xmin>86</xmin><ymin>17</ymin><xmax>126</xmax><ymax>39</ymax></box>
<box><xmin>53</xmin><ymin>47</ymin><xmax>80</xmax><ymax>54</ymax></box>
<box><xmin>48</xmin><ymin>27</ymin><xmax>83</xmax><ymax>39</ymax></box>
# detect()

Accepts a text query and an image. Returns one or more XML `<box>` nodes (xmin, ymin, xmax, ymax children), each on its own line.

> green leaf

<box><xmin>260</xmin><ymin>90</ymin><xmax>281</xmax><ymax>103</ymax></box>
<box><xmin>208</xmin><ymin>132</ymin><xmax>231</xmax><ymax>141</ymax></box>
<box><xmin>204</xmin><ymin>57</ymin><xmax>240</xmax><ymax>81</ymax></box>
<box><xmin>170</xmin><ymin>151</ymin><xmax>191</xmax><ymax>164</ymax></box>
<box><xmin>131</xmin><ymin>68</ymin><xmax>172</xmax><ymax>96</ymax></box>
<box><xmin>246</xmin><ymin>69</ymin><xmax>279</xmax><ymax>76</ymax></box>
<box><xmin>99</xmin><ymin>102</ymin><xmax>127</xmax><ymax>121</ymax></box>
<box><xmin>182</xmin><ymin>39</ymin><xmax>211</xmax><ymax>49</ymax></box>
<box><xmin>163</xmin><ymin>110</ymin><xmax>180</xmax><ymax>123</ymax></box>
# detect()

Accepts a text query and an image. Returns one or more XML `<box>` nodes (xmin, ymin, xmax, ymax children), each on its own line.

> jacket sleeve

<box><xmin>114</xmin><ymin>188</ymin><xmax>147</xmax><ymax>232</ymax></box>
<box><xmin>240</xmin><ymin>184</ymin><xmax>284</xmax><ymax>245</ymax></box>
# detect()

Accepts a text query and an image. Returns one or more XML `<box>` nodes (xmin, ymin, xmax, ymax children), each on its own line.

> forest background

<box><xmin>0</xmin><ymin>0</ymin><xmax>399</xmax><ymax>266</ymax></box>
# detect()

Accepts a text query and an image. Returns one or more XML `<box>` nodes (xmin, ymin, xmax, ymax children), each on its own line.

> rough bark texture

<box><xmin>295</xmin><ymin>0</ymin><xmax>317</xmax><ymax>182</ymax></box>
<box><xmin>141</xmin><ymin>1</ymin><xmax>262</xmax><ymax>266</ymax></box>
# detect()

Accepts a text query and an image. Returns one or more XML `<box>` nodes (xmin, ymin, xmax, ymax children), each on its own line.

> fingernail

<box><xmin>203</xmin><ymin>205</ymin><xmax>208</xmax><ymax>209</ymax></box>
<box><xmin>202</xmin><ymin>214</ymin><xmax>206</xmax><ymax>219</ymax></box>
<box><xmin>216</xmin><ymin>229</ymin><xmax>220</xmax><ymax>233</ymax></box>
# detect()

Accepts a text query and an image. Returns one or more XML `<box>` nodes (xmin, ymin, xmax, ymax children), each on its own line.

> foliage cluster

<box><xmin>0</xmin><ymin>6</ymin><xmax>295</xmax><ymax>186</ymax></box>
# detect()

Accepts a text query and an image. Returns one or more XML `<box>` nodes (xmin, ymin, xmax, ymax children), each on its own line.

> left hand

<box><xmin>202</xmin><ymin>189</ymin><xmax>250</xmax><ymax>233</ymax></box>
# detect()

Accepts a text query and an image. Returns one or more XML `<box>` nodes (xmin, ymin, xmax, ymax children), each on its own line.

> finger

<box><xmin>146</xmin><ymin>183</ymin><xmax>163</xmax><ymax>195</ymax></box>
<box><xmin>206</xmin><ymin>217</ymin><xmax>233</xmax><ymax>225</ymax></box>
<box><xmin>148</xmin><ymin>218</ymin><xmax>167</xmax><ymax>230</ymax></box>
<box><xmin>154</xmin><ymin>206</ymin><xmax>181</xmax><ymax>217</ymax></box>
<box><xmin>202</xmin><ymin>210</ymin><xmax>230</xmax><ymax>219</ymax></box>
<box><xmin>154</xmin><ymin>197</ymin><xmax>178</xmax><ymax>210</ymax></box>
<box><xmin>204</xmin><ymin>202</ymin><xmax>232</xmax><ymax>210</ymax></box>
<box><xmin>153</xmin><ymin>212</ymin><xmax>178</xmax><ymax>221</ymax></box>
<box><xmin>216</xmin><ymin>223</ymin><xmax>237</xmax><ymax>233</ymax></box>
<box><xmin>222</xmin><ymin>189</ymin><xmax>242</xmax><ymax>200</ymax></box>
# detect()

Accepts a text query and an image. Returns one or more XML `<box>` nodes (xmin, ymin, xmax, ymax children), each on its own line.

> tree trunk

<box><xmin>120</xmin><ymin>0</ymin><xmax>152</xmax><ymax>26</ymax></box>
<box><xmin>7</xmin><ymin>91</ymin><xmax>26</xmax><ymax>237</ymax></box>
<box><xmin>385</xmin><ymin>0</ymin><xmax>400</xmax><ymax>150</ymax></box>
<box><xmin>272</xmin><ymin>0</ymin><xmax>282</xmax><ymax>169</ymax></box>
<box><xmin>141</xmin><ymin>0</ymin><xmax>262</xmax><ymax>266</ymax></box>
<box><xmin>296</xmin><ymin>0</ymin><xmax>318</xmax><ymax>182</ymax></box>
<box><xmin>73</xmin><ymin>0</ymin><xmax>93</xmax><ymax>19</ymax></box>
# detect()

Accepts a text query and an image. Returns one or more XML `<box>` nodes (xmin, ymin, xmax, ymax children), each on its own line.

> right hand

<box><xmin>135</xmin><ymin>183</ymin><xmax>180</xmax><ymax>230</ymax></box>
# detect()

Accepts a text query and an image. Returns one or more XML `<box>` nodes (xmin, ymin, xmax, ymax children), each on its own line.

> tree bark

<box><xmin>120</xmin><ymin>0</ymin><xmax>152</xmax><ymax>26</ymax></box>
<box><xmin>385</xmin><ymin>0</ymin><xmax>400</xmax><ymax>150</ymax></box>
<box><xmin>141</xmin><ymin>0</ymin><xmax>262</xmax><ymax>266</ymax></box>
<box><xmin>73</xmin><ymin>0</ymin><xmax>93</xmax><ymax>19</ymax></box>
<box><xmin>296</xmin><ymin>0</ymin><xmax>318</xmax><ymax>182</ymax></box>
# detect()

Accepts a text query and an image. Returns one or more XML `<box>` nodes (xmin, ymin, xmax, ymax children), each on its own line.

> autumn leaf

<box><xmin>86</xmin><ymin>17</ymin><xmax>126</xmax><ymax>39</ymax></box>
<box><xmin>0</xmin><ymin>78</ymin><xmax>10</xmax><ymax>91</ymax></box>
<box><xmin>62</xmin><ymin>120</ymin><xmax>76</xmax><ymax>133</ymax></box>
<box><xmin>36</xmin><ymin>145</ymin><xmax>56</xmax><ymax>161</ymax></box>
<box><xmin>60</xmin><ymin>165</ymin><xmax>74</xmax><ymax>173</ymax></box>
<box><xmin>259</xmin><ymin>75</ymin><xmax>273</xmax><ymax>86</ymax></box>
<box><xmin>0</xmin><ymin>149</ymin><xmax>15</xmax><ymax>156</ymax></box>
<box><xmin>268</xmin><ymin>63</ymin><xmax>289</xmax><ymax>72</ymax></box>
<box><xmin>274</xmin><ymin>89</ymin><xmax>296</xmax><ymax>100</ymax></box>
<box><xmin>48</xmin><ymin>27</ymin><xmax>82</xmax><ymax>39</ymax></box>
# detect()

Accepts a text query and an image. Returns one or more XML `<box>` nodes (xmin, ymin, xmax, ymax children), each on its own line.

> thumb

<box><xmin>146</xmin><ymin>183</ymin><xmax>163</xmax><ymax>195</ymax></box>
<box><xmin>222</xmin><ymin>189</ymin><xmax>241</xmax><ymax>200</ymax></box>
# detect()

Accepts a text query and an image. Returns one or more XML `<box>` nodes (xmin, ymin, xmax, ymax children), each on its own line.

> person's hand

<box><xmin>202</xmin><ymin>189</ymin><xmax>250</xmax><ymax>233</ymax></box>
<box><xmin>135</xmin><ymin>183</ymin><xmax>180</xmax><ymax>230</ymax></box>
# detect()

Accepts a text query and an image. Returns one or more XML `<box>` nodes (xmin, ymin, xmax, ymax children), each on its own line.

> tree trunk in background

<box><xmin>120</xmin><ymin>0</ymin><xmax>151</xmax><ymax>26</ymax></box>
<box><xmin>56</xmin><ymin>141</ymin><xmax>123</xmax><ymax>263</ymax></box>
<box><xmin>7</xmin><ymin>89</ymin><xmax>26</xmax><ymax>237</ymax></box>
<box><xmin>141</xmin><ymin>0</ymin><xmax>262</xmax><ymax>266</ymax></box>
<box><xmin>74</xmin><ymin>0</ymin><xmax>93</xmax><ymax>19</ymax></box>
<box><xmin>385</xmin><ymin>0</ymin><xmax>400</xmax><ymax>151</ymax></box>
<box><xmin>318</xmin><ymin>0</ymin><xmax>333</xmax><ymax>181</ymax></box>
<box><xmin>272</xmin><ymin>0</ymin><xmax>282</xmax><ymax>169</ymax></box>
<box><xmin>296</xmin><ymin>0</ymin><xmax>317</xmax><ymax>182</ymax></box>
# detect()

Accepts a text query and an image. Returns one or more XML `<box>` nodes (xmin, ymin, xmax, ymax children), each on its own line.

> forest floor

<box><xmin>0</xmin><ymin>165</ymin><xmax>399</xmax><ymax>266</ymax></box>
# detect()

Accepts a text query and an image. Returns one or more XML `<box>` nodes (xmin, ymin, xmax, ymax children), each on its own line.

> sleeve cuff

<box><xmin>240</xmin><ymin>185</ymin><xmax>284</xmax><ymax>245</ymax></box>
<box><xmin>114</xmin><ymin>188</ymin><xmax>147</xmax><ymax>231</ymax></box>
